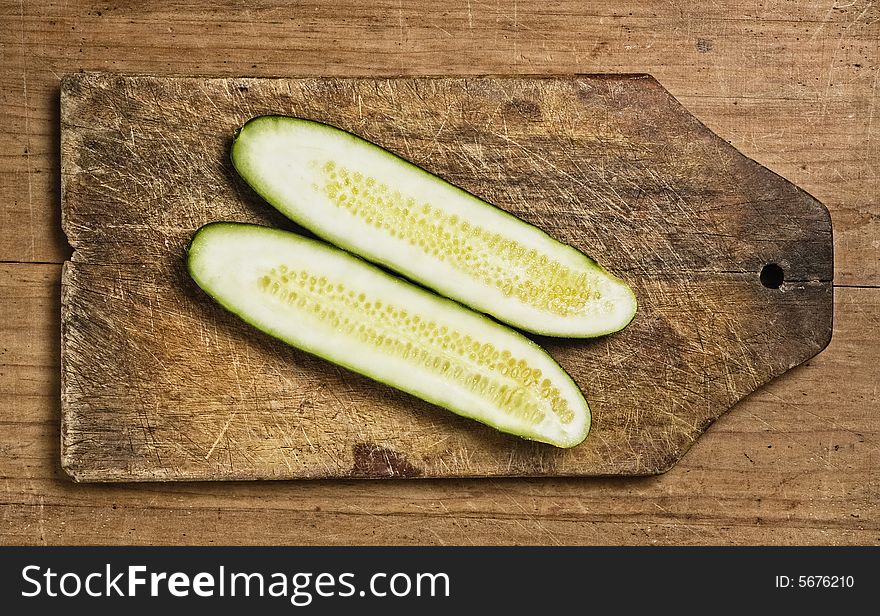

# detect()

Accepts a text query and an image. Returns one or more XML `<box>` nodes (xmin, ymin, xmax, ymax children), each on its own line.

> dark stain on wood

<box><xmin>59</xmin><ymin>74</ymin><xmax>833</xmax><ymax>481</ymax></box>
<box><xmin>696</xmin><ymin>38</ymin><xmax>714</xmax><ymax>53</ymax></box>
<box><xmin>351</xmin><ymin>443</ymin><xmax>423</xmax><ymax>478</ymax></box>
<box><xmin>505</xmin><ymin>98</ymin><xmax>542</xmax><ymax>121</ymax></box>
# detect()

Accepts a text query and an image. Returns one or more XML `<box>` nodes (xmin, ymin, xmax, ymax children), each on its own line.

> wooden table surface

<box><xmin>1</xmin><ymin>0</ymin><xmax>877</xmax><ymax>545</ymax></box>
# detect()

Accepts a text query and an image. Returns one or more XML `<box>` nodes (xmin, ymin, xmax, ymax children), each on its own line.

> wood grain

<box><xmin>0</xmin><ymin>0</ymin><xmax>877</xmax><ymax>544</ymax></box>
<box><xmin>2</xmin><ymin>264</ymin><xmax>877</xmax><ymax>544</ymax></box>
<box><xmin>60</xmin><ymin>73</ymin><xmax>832</xmax><ymax>480</ymax></box>
<box><xmin>1</xmin><ymin>1</ymin><xmax>876</xmax><ymax>286</ymax></box>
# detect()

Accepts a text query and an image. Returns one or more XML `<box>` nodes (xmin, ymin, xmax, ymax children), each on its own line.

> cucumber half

<box><xmin>231</xmin><ymin>116</ymin><xmax>637</xmax><ymax>338</ymax></box>
<box><xmin>187</xmin><ymin>223</ymin><xmax>590</xmax><ymax>447</ymax></box>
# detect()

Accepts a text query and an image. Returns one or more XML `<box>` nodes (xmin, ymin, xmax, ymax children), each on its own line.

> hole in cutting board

<box><xmin>760</xmin><ymin>263</ymin><xmax>784</xmax><ymax>289</ymax></box>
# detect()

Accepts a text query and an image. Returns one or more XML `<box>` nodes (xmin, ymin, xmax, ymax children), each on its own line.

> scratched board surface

<box><xmin>60</xmin><ymin>73</ymin><xmax>832</xmax><ymax>481</ymax></box>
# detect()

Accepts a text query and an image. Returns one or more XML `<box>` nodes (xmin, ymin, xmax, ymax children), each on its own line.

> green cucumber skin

<box><xmin>187</xmin><ymin>222</ymin><xmax>590</xmax><ymax>448</ymax></box>
<box><xmin>230</xmin><ymin>115</ymin><xmax>638</xmax><ymax>338</ymax></box>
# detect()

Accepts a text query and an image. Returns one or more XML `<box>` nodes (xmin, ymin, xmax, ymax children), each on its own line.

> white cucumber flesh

<box><xmin>231</xmin><ymin>116</ymin><xmax>637</xmax><ymax>338</ymax></box>
<box><xmin>187</xmin><ymin>223</ymin><xmax>590</xmax><ymax>448</ymax></box>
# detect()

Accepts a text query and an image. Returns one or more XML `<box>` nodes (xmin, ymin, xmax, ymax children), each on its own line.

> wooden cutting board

<box><xmin>60</xmin><ymin>73</ymin><xmax>832</xmax><ymax>481</ymax></box>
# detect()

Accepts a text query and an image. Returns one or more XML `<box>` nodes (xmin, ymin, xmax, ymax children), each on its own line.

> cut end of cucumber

<box><xmin>231</xmin><ymin>115</ymin><xmax>637</xmax><ymax>338</ymax></box>
<box><xmin>187</xmin><ymin>223</ymin><xmax>591</xmax><ymax>448</ymax></box>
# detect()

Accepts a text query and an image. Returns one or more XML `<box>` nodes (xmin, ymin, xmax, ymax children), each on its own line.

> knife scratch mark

<box><xmin>205</xmin><ymin>411</ymin><xmax>238</xmax><ymax>461</ymax></box>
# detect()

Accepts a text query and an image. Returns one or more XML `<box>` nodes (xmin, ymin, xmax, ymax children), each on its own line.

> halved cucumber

<box><xmin>187</xmin><ymin>223</ymin><xmax>590</xmax><ymax>447</ymax></box>
<box><xmin>231</xmin><ymin>116</ymin><xmax>637</xmax><ymax>338</ymax></box>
